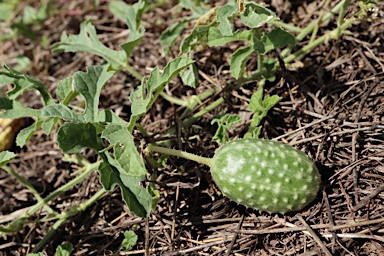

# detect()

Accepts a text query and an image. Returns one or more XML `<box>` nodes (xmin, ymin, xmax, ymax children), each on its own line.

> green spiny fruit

<box><xmin>210</xmin><ymin>139</ymin><xmax>321</xmax><ymax>213</ymax></box>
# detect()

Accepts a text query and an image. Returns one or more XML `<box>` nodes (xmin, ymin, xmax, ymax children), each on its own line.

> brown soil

<box><xmin>1</xmin><ymin>0</ymin><xmax>383</xmax><ymax>255</ymax></box>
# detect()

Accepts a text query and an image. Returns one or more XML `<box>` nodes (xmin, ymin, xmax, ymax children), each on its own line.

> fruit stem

<box><xmin>146</xmin><ymin>144</ymin><xmax>213</xmax><ymax>167</ymax></box>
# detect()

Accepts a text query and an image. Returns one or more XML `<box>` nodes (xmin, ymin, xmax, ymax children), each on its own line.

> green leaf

<box><xmin>56</xmin><ymin>243</ymin><xmax>73</xmax><ymax>256</ymax></box>
<box><xmin>230</xmin><ymin>45</ymin><xmax>253</xmax><ymax>79</ymax></box>
<box><xmin>56</xmin><ymin>76</ymin><xmax>77</xmax><ymax>105</ymax></box>
<box><xmin>0</xmin><ymin>97</ymin><xmax>41</xmax><ymax>119</ymax></box>
<box><xmin>261</xmin><ymin>27</ymin><xmax>296</xmax><ymax>54</ymax></box>
<box><xmin>180</xmin><ymin>63</ymin><xmax>199</xmax><ymax>88</ymax></box>
<box><xmin>43</xmin><ymin>66</ymin><xmax>114</xmax><ymax>123</ymax></box>
<box><xmin>16</xmin><ymin>120</ymin><xmax>44</xmax><ymax>147</ymax></box>
<box><xmin>217</xmin><ymin>4</ymin><xmax>238</xmax><ymax>36</ymax></box>
<box><xmin>0</xmin><ymin>217</ymin><xmax>26</xmax><ymax>233</ymax></box>
<box><xmin>180</xmin><ymin>23</ymin><xmax>215</xmax><ymax>54</ymax></box>
<box><xmin>108</xmin><ymin>0</ymin><xmax>130</xmax><ymax>21</ymax></box>
<box><xmin>0</xmin><ymin>151</ymin><xmax>16</xmax><ymax>166</ymax></box>
<box><xmin>57</xmin><ymin>122</ymin><xmax>104</xmax><ymax>154</ymax></box>
<box><xmin>0</xmin><ymin>65</ymin><xmax>53</xmax><ymax>105</ymax></box>
<box><xmin>180</xmin><ymin>0</ymin><xmax>210</xmax><ymax>18</ymax></box>
<box><xmin>98</xmin><ymin>109</ymin><xmax>128</xmax><ymax>124</ymax></box>
<box><xmin>245</xmin><ymin>84</ymin><xmax>281</xmax><ymax>138</ymax></box>
<box><xmin>211</xmin><ymin>114</ymin><xmax>241</xmax><ymax>144</ymax></box>
<box><xmin>241</xmin><ymin>2</ymin><xmax>278</xmax><ymax>28</ymax></box>
<box><xmin>119</xmin><ymin>0</ymin><xmax>147</xmax><ymax>59</ymax></box>
<box><xmin>121</xmin><ymin>230</ymin><xmax>138</xmax><ymax>251</ymax></box>
<box><xmin>207</xmin><ymin>27</ymin><xmax>252</xmax><ymax>47</ymax></box>
<box><xmin>160</xmin><ymin>20</ymin><xmax>188</xmax><ymax>56</ymax></box>
<box><xmin>41</xmin><ymin>117</ymin><xmax>57</xmax><ymax>134</ymax></box>
<box><xmin>98</xmin><ymin>162</ymin><xmax>152</xmax><ymax>217</ymax></box>
<box><xmin>129</xmin><ymin>57</ymin><xmax>194</xmax><ymax>122</ymax></box>
<box><xmin>52</xmin><ymin>21</ymin><xmax>127</xmax><ymax>71</ymax></box>
<box><xmin>73</xmin><ymin>66</ymin><xmax>115</xmax><ymax>122</ymax></box>
<box><xmin>42</xmin><ymin>104</ymin><xmax>85</xmax><ymax>122</ymax></box>
<box><xmin>101</xmin><ymin>124</ymin><xmax>147</xmax><ymax>176</ymax></box>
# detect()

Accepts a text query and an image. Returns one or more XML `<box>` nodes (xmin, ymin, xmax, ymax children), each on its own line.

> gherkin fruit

<box><xmin>210</xmin><ymin>139</ymin><xmax>320</xmax><ymax>213</ymax></box>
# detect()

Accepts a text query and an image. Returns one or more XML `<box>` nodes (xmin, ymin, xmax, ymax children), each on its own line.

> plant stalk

<box><xmin>146</xmin><ymin>144</ymin><xmax>213</xmax><ymax>167</ymax></box>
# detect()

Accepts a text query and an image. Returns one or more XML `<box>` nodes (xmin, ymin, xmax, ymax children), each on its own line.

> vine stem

<box><xmin>146</xmin><ymin>144</ymin><xmax>213</xmax><ymax>167</ymax></box>
<box><xmin>32</xmin><ymin>188</ymin><xmax>107</xmax><ymax>253</ymax></box>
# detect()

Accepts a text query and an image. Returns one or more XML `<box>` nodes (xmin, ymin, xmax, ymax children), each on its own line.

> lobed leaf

<box><xmin>52</xmin><ymin>21</ymin><xmax>127</xmax><ymax>71</ymax></box>
<box><xmin>0</xmin><ymin>65</ymin><xmax>53</xmax><ymax>105</ymax></box>
<box><xmin>230</xmin><ymin>45</ymin><xmax>253</xmax><ymax>79</ymax></box>
<box><xmin>217</xmin><ymin>4</ymin><xmax>237</xmax><ymax>36</ymax></box>
<box><xmin>119</xmin><ymin>0</ymin><xmax>147</xmax><ymax>59</ymax></box>
<box><xmin>121</xmin><ymin>230</ymin><xmax>138</xmax><ymax>251</ymax></box>
<box><xmin>108</xmin><ymin>0</ymin><xmax>130</xmax><ymax>21</ymax></box>
<box><xmin>180</xmin><ymin>24</ymin><xmax>215</xmax><ymax>54</ymax></box>
<box><xmin>0</xmin><ymin>151</ymin><xmax>16</xmax><ymax>166</ymax></box>
<box><xmin>180</xmin><ymin>63</ymin><xmax>199</xmax><ymax>88</ymax></box>
<box><xmin>56</xmin><ymin>243</ymin><xmax>73</xmax><ymax>256</ymax></box>
<box><xmin>160</xmin><ymin>20</ymin><xmax>188</xmax><ymax>56</ymax></box>
<box><xmin>211</xmin><ymin>114</ymin><xmax>241</xmax><ymax>144</ymax></box>
<box><xmin>56</xmin><ymin>76</ymin><xmax>77</xmax><ymax>105</ymax></box>
<box><xmin>129</xmin><ymin>57</ymin><xmax>194</xmax><ymax>120</ymax></box>
<box><xmin>261</xmin><ymin>27</ymin><xmax>296</xmax><ymax>54</ymax></box>
<box><xmin>57</xmin><ymin>122</ymin><xmax>103</xmax><ymax>154</ymax></box>
<box><xmin>245</xmin><ymin>84</ymin><xmax>281</xmax><ymax>138</ymax></box>
<box><xmin>207</xmin><ymin>27</ymin><xmax>252</xmax><ymax>47</ymax></box>
<box><xmin>98</xmin><ymin>162</ymin><xmax>152</xmax><ymax>217</ymax></box>
<box><xmin>73</xmin><ymin>66</ymin><xmax>115</xmax><ymax>122</ymax></box>
<box><xmin>101</xmin><ymin>124</ymin><xmax>147</xmax><ymax>177</ymax></box>
<box><xmin>0</xmin><ymin>97</ymin><xmax>41</xmax><ymax>119</ymax></box>
<box><xmin>42</xmin><ymin>104</ymin><xmax>85</xmax><ymax>122</ymax></box>
<box><xmin>240</xmin><ymin>2</ymin><xmax>278</xmax><ymax>28</ymax></box>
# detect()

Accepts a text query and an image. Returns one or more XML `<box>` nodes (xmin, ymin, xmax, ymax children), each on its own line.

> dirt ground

<box><xmin>1</xmin><ymin>0</ymin><xmax>383</xmax><ymax>255</ymax></box>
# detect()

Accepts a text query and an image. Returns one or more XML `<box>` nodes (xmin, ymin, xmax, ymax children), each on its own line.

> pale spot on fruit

<box><xmin>268</xmin><ymin>169</ymin><xmax>275</xmax><ymax>175</ymax></box>
<box><xmin>293</xmin><ymin>193</ymin><xmax>299</xmax><ymax>200</ymax></box>
<box><xmin>246</xmin><ymin>193</ymin><xmax>253</xmax><ymax>199</ymax></box>
<box><xmin>238</xmin><ymin>186</ymin><xmax>244</xmax><ymax>192</ymax></box>
<box><xmin>278</xmin><ymin>172</ymin><xmax>285</xmax><ymax>178</ymax></box>
<box><xmin>260</xmin><ymin>161</ymin><xmax>267</xmax><ymax>168</ymax></box>
<box><xmin>282</xmin><ymin>197</ymin><xmax>289</xmax><ymax>203</ymax></box>
<box><xmin>221</xmin><ymin>156</ymin><xmax>245</xmax><ymax>175</ymax></box>
<box><xmin>245</xmin><ymin>175</ymin><xmax>251</xmax><ymax>182</ymax></box>
<box><xmin>272</xmin><ymin>198</ymin><xmax>279</xmax><ymax>204</ymax></box>
<box><xmin>274</xmin><ymin>159</ymin><xmax>280</xmax><ymax>165</ymax></box>
<box><xmin>251</xmin><ymin>165</ymin><xmax>256</xmax><ymax>171</ymax></box>
<box><xmin>295</xmin><ymin>172</ymin><xmax>304</xmax><ymax>180</ymax></box>
<box><xmin>251</xmin><ymin>184</ymin><xmax>257</xmax><ymax>190</ymax></box>
<box><xmin>270</xmin><ymin>152</ymin><xmax>276</xmax><ymax>158</ymax></box>
<box><xmin>229</xmin><ymin>178</ymin><xmax>236</xmax><ymax>184</ymax></box>
<box><xmin>259</xmin><ymin>196</ymin><xmax>266</xmax><ymax>202</ymax></box>
<box><xmin>265</xmin><ymin>178</ymin><xmax>271</xmax><ymax>184</ymax></box>
<box><xmin>263</xmin><ymin>151</ymin><xmax>269</xmax><ymax>158</ymax></box>
<box><xmin>293</xmin><ymin>161</ymin><xmax>299</xmax><ymax>167</ymax></box>
<box><xmin>301</xmin><ymin>184</ymin><xmax>308</xmax><ymax>191</ymax></box>
<box><xmin>256</xmin><ymin>170</ymin><xmax>262</xmax><ymax>177</ymax></box>
<box><xmin>283</xmin><ymin>164</ymin><xmax>289</xmax><ymax>171</ymax></box>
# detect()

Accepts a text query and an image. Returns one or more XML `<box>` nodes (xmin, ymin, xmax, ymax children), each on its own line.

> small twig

<box><xmin>296</xmin><ymin>214</ymin><xmax>332</xmax><ymax>256</ymax></box>
<box><xmin>164</xmin><ymin>239</ymin><xmax>233</xmax><ymax>255</ymax></box>
<box><xmin>145</xmin><ymin>217</ymin><xmax>149</xmax><ymax>256</ymax></box>
<box><xmin>225</xmin><ymin>215</ymin><xmax>245</xmax><ymax>256</ymax></box>
<box><xmin>272</xmin><ymin>115</ymin><xmax>335</xmax><ymax>141</ymax></box>
<box><xmin>352</xmin><ymin>184</ymin><xmax>384</xmax><ymax>212</ymax></box>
